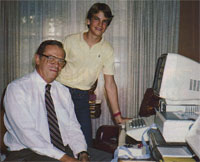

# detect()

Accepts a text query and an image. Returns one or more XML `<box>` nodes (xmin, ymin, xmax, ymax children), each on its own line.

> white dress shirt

<box><xmin>3</xmin><ymin>70</ymin><xmax>87</xmax><ymax>160</ymax></box>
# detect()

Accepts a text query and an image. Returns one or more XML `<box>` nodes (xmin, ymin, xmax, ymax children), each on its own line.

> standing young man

<box><xmin>57</xmin><ymin>3</ymin><xmax>126</xmax><ymax>146</ymax></box>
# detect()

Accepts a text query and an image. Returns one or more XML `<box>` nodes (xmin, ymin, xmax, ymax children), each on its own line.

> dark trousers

<box><xmin>67</xmin><ymin>86</ymin><xmax>93</xmax><ymax>146</ymax></box>
<box><xmin>4</xmin><ymin>149</ymin><xmax>60</xmax><ymax>162</ymax></box>
<box><xmin>4</xmin><ymin>147</ymin><xmax>112</xmax><ymax>162</ymax></box>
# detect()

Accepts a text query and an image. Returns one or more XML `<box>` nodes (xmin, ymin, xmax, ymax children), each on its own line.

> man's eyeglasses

<box><xmin>39</xmin><ymin>53</ymin><xmax>66</xmax><ymax>67</ymax></box>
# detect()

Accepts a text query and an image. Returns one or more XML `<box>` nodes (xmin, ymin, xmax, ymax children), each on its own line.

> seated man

<box><xmin>3</xmin><ymin>40</ymin><xmax>112</xmax><ymax>162</ymax></box>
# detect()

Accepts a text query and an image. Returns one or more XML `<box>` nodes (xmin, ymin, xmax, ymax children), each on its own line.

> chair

<box><xmin>1</xmin><ymin>89</ymin><xmax>8</xmax><ymax>158</ymax></box>
<box><xmin>139</xmin><ymin>88</ymin><xmax>160</xmax><ymax>117</ymax></box>
<box><xmin>93</xmin><ymin>125</ymin><xmax>120</xmax><ymax>154</ymax></box>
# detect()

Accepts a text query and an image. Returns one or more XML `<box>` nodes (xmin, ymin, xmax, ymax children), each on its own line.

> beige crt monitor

<box><xmin>152</xmin><ymin>53</ymin><xmax>200</xmax><ymax>105</ymax></box>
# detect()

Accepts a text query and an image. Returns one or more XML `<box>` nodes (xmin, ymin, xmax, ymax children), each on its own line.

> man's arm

<box><xmin>104</xmin><ymin>74</ymin><xmax>126</xmax><ymax>124</ymax></box>
<box><xmin>4</xmin><ymin>83</ymin><xmax>65</xmax><ymax>160</ymax></box>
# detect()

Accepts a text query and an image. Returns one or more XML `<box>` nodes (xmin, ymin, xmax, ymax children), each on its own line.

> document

<box><xmin>118</xmin><ymin>146</ymin><xmax>145</xmax><ymax>157</ymax></box>
<box><xmin>186</xmin><ymin>116</ymin><xmax>200</xmax><ymax>159</ymax></box>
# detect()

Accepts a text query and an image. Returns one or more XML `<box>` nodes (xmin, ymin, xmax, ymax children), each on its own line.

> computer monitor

<box><xmin>152</xmin><ymin>53</ymin><xmax>200</xmax><ymax>105</ymax></box>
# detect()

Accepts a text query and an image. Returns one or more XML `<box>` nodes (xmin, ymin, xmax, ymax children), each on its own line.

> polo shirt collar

<box><xmin>80</xmin><ymin>30</ymin><xmax>105</xmax><ymax>46</ymax></box>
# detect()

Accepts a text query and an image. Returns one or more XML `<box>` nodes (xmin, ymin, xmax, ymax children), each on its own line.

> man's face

<box><xmin>87</xmin><ymin>11</ymin><xmax>109</xmax><ymax>37</ymax></box>
<box><xmin>35</xmin><ymin>45</ymin><xmax>65</xmax><ymax>83</ymax></box>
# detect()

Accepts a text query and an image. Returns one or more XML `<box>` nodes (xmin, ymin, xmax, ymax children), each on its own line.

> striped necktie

<box><xmin>45</xmin><ymin>84</ymin><xmax>65</xmax><ymax>152</ymax></box>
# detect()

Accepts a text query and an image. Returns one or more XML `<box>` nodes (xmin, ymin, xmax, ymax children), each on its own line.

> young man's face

<box><xmin>35</xmin><ymin>45</ymin><xmax>65</xmax><ymax>83</ymax></box>
<box><xmin>87</xmin><ymin>11</ymin><xmax>110</xmax><ymax>37</ymax></box>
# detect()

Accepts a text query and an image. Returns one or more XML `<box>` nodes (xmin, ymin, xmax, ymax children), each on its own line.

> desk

<box><xmin>119</xmin><ymin>160</ymin><xmax>155</xmax><ymax>162</ymax></box>
<box><xmin>118</xmin><ymin>125</ymin><xmax>126</xmax><ymax>146</ymax></box>
<box><xmin>117</xmin><ymin>125</ymin><xmax>196</xmax><ymax>162</ymax></box>
<box><xmin>117</xmin><ymin>125</ymin><xmax>156</xmax><ymax>162</ymax></box>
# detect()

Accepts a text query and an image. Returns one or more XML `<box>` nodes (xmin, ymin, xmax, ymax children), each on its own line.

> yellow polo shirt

<box><xmin>57</xmin><ymin>31</ymin><xmax>115</xmax><ymax>90</ymax></box>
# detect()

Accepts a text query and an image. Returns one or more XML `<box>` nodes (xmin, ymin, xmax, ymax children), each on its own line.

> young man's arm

<box><xmin>104</xmin><ymin>74</ymin><xmax>127</xmax><ymax>124</ymax></box>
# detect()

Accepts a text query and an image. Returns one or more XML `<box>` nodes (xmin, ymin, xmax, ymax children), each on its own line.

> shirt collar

<box><xmin>80</xmin><ymin>30</ymin><xmax>105</xmax><ymax>45</ymax></box>
<box><xmin>33</xmin><ymin>70</ymin><xmax>56</xmax><ymax>89</ymax></box>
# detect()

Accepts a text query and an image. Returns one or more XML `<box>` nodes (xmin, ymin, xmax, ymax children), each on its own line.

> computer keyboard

<box><xmin>128</xmin><ymin>118</ymin><xmax>146</xmax><ymax>129</ymax></box>
<box><xmin>173</xmin><ymin>111</ymin><xmax>199</xmax><ymax>120</ymax></box>
<box><xmin>125</xmin><ymin>116</ymin><xmax>155</xmax><ymax>141</ymax></box>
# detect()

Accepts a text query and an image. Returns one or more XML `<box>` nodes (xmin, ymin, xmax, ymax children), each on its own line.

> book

<box><xmin>160</xmin><ymin>157</ymin><xmax>195</xmax><ymax>162</ymax></box>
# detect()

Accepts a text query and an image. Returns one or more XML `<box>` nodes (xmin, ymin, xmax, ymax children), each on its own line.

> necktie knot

<box><xmin>46</xmin><ymin>84</ymin><xmax>51</xmax><ymax>91</ymax></box>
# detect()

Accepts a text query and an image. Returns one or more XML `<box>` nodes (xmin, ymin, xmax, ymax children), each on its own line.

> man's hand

<box><xmin>78</xmin><ymin>152</ymin><xmax>90</xmax><ymax>162</ymax></box>
<box><xmin>60</xmin><ymin>154</ymin><xmax>80</xmax><ymax>162</ymax></box>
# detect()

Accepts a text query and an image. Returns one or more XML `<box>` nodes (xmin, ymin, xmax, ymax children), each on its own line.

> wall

<box><xmin>178</xmin><ymin>0</ymin><xmax>199</xmax><ymax>62</ymax></box>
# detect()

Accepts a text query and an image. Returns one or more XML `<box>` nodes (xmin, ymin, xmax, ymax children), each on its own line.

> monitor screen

<box><xmin>152</xmin><ymin>53</ymin><xmax>200</xmax><ymax>105</ymax></box>
<box><xmin>152</xmin><ymin>54</ymin><xmax>167</xmax><ymax>96</ymax></box>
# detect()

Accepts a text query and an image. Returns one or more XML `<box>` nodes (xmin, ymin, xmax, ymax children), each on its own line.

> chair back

<box><xmin>1</xmin><ymin>89</ymin><xmax>7</xmax><ymax>154</ymax></box>
<box><xmin>139</xmin><ymin>88</ymin><xmax>160</xmax><ymax>117</ymax></box>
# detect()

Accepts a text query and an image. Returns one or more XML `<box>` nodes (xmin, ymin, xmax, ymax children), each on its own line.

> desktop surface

<box><xmin>117</xmin><ymin>119</ymin><xmax>198</xmax><ymax>162</ymax></box>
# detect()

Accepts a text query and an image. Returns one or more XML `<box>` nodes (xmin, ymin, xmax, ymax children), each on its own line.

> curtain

<box><xmin>1</xmin><ymin>0</ymin><xmax>179</xmax><ymax>138</ymax></box>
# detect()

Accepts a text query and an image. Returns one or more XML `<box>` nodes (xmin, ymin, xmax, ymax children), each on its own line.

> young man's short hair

<box><xmin>86</xmin><ymin>3</ymin><xmax>114</xmax><ymax>27</ymax></box>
